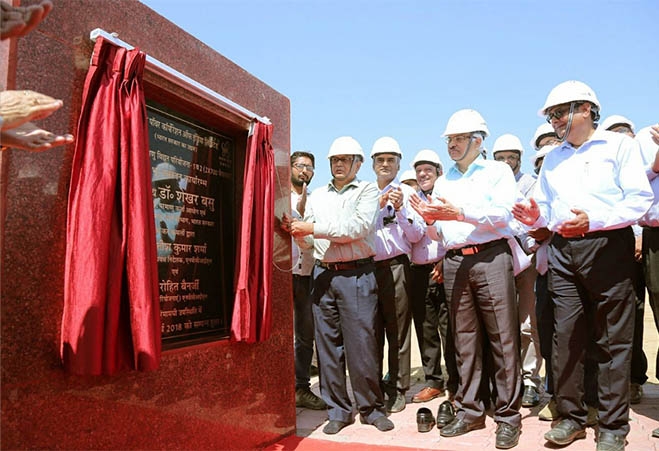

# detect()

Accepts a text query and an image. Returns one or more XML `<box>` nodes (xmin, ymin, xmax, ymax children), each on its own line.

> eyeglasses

<box><xmin>494</xmin><ymin>155</ymin><xmax>520</xmax><ymax>162</ymax></box>
<box><xmin>292</xmin><ymin>163</ymin><xmax>314</xmax><ymax>172</ymax></box>
<box><xmin>330</xmin><ymin>156</ymin><xmax>355</xmax><ymax>165</ymax></box>
<box><xmin>444</xmin><ymin>134</ymin><xmax>473</xmax><ymax>144</ymax></box>
<box><xmin>545</xmin><ymin>103</ymin><xmax>582</xmax><ymax>123</ymax></box>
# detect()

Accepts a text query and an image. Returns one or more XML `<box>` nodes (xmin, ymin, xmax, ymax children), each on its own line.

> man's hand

<box><xmin>290</xmin><ymin>220</ymin><xmax>314</xmax><ymax>237</ymax></box>
<box><xmin>635</xmin><ymin>234</ymin><xmax>643</xmax><ymax>262</ymax></box>
<box><xmin>409</xmin><ymin>193</ymin><xmax>461</xmax><ymax>222</ymax></box>
<box><xmin>512</xmin><ymin>198</ymin><xmax>541</xmax><ymax>226</ymax></box>
<box><xmin>388</xmin><ymin>187</ymin><xmax>404</xmax><ymax>211</ymax></box>
<box><xmin>529</xmin><ymin>227</ymin><xmax>551</xmax><ymax>242</ymax></box>
<box><xmin>431</xmin><ymin>260</ymin><xmax>444</xmax><ymax>284</ymax></box>
<box><xmin>556</xmin><ymin>208</ymin><xmax>590</xmax><ymax>238</ymax></box>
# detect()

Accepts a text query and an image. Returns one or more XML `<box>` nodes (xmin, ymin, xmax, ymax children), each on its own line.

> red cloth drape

<box><xmin>231</xmin><ymin>122</ymin><xmax>275</xmax><ymax>343</ymax></box>
<box><xmin>61</xmin><ymin>38</ymin><xmax>161</xmax><ymax>375</ymax></box>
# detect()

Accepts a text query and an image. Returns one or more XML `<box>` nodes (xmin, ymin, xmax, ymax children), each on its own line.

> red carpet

<box><xmin>264</xmin><ymin>434</ymin><xmax>434</xmax><ymax>451</ymax></box>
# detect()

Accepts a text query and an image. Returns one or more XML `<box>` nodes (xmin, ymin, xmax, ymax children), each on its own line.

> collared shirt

<box><xmin>410</xmin><ymin>190</ymin><xmax>447</xmax><ymax>264</ymax></box>
<box><xmin>373</xmin><ymin>179</ymin><xmax>425</xmax><ymax>261</ymax></box>
<box><xmin>291</xmin><ymin>189</ymin><xmax>314</xmax><ymax>276</ymax></box>
<box><xmin>302</xmin><ymin>177</ymin><xmax>379</xmax><ymax>263</ymax></box>
<box><xmin>637</xmin><ymin>126</ymin><xmax>659</xmax><ymax>227</ymax></box>
<box><xmin>532</xmin><ymin>129</ymin><xmax>653</xmax><ymax>232</ymax></box>
<box><xmin>515</xmin><ymin>172</ymin><xmax>536</xmax><ymax>199</ymax></box>
<box><xmin>430</xmin><ymin>156</ymin><xmax>518</xmax><ymax>250</ymax></box>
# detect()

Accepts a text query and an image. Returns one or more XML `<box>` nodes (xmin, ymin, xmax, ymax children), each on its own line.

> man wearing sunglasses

<box><xmin>513</xmin><ymin>80</ymin><xmax>653</xmax><ymax>451</ymax></box>
<box><xmin>411</xmin><ymin>109</ymin><xmax>522</xmax><ymax>449</ymax></box>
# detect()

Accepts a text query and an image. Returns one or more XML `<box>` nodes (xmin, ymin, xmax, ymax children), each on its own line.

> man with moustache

<box><xmin>289</xmin><ymin>136</ymin><xmax>394</xmax><ymax>434</ymax></box>
<box><xmin>369</xmin><ymin>136</ymin><xmax>425</xmax><ymax>414</ymax></box>
<box><xmin>410</xmin><ymin>109</ymin><xmax>522</xmax><ymax>449</ymax></box>
<box><xmin>288</xmin><ymin>151</ymin><xmax>325</xmax><ymax>410</ymax></box>
<box><xmin>407</xmin><ymin>149</ymin><xmax>459</xmax><ymax>427</ymax></box>
<box><xmin>513</xmin><ymin>81</ymin><xmax>652</xmax><ymax>451</ymax></box>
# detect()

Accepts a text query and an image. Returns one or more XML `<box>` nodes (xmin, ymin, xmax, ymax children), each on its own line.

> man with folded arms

<box><xmin>289</xmin><ymin>136</ymin><xmax>394</xmax><ymax>435</ymax></box>
<box><xmin>513</xmin><ymin>81</ymin><xmax>652</xmax><ymax>451</ymax></box>
<box><xmin>411</xmin><ymin>109</ymin><xmax>522</xmax><ymax>449</ymax></box>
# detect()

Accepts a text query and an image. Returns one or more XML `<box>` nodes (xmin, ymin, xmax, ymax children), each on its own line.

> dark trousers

<box><xmin>631</xmin><ymin>260</ymin><xmax>648</xmax><ymax>385</ymax></box>
<box><xmin>443</xmin><ymin>242</ymin><xmax>522</xmax><ymax>427</ymax></box>
<box><xmin>375</xmin><ymin>255</ymin><xmax>412</xmax><ymax>395</ymax></box>
<box><xmin>535</xmin><ymin>272</ymin><xmax>554</xmax><ymax>394</ymax></box>
<box><xmin>643</xmin><ymin>226</ymin><xmax>659</xmax><ymax>378</ymax></box>
<box><xmin>293</xmin><ymin>274</ymin><xmax>315</xmax><ymax>390</ymax></box>
<box><xmin>410</xmin><ymin>263</ymin><xmax>458</xmax><ymax>393</ymax></box>
<box><xmin>311</xmin><ymin>263</ymin><xmax>387</xmax><ymax>424</ymax></box>
<box><xmin>549</xmin><ymin>227</ymin><xmax>635</xmax><ymax>436</ymax></box>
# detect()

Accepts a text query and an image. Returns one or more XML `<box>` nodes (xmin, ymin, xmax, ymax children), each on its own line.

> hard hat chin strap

<box><xmin>557</xmin><ymin>102</ymin><xmax>576</xmax><ymax>142</ymax></box>
<box><xmin>454</xmin><ymin>135</ymin><xmax>477</xmax><ymax>162</ymax></box>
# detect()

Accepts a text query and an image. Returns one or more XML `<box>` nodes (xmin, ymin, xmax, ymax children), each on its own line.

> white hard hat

<box><xmin>411</xmin><ymin>149</ymin><xmax>442</xmax><ymax>168</ymax></box>
<box><xmin>370</xmin><ymin>136</ymin><xmax>403</xmax><ymax>158</ymax></box>
<box><xmin>600</xmin><ymin>115</ymin><xmax>635</xmax><ymax>133</ymax></box>
<box><xmin>531</xmin><ymin>144</ymin><xmax>557</xmax><ymax>165</ymax></box>
<box><xmin>538</xmin><ymin>80</ymin><xmax>600</xmax><ymax>116</ymax></box>
<box><xmin>400</xmin><ymin>169</ymin><xmax>417</xmax><ymax>183</ymax></box>
<box><xmin>531</xmin><ymin>123</ymin><xmax>557</xmax><ymax>150</ymax></box>
<box><xmin>492</xmin><ymin>134</ymin><xmax>524</xmax><ymax>156</ymax></box>
<box><xmin>442</xmin><ymin>109</ymin><xmax>489</xmax><ymax>137</ymax></box>
<box><xmin>327</xmin><ymin>136</ymin><xmax>365</xmax><ymax>159</ymax></box>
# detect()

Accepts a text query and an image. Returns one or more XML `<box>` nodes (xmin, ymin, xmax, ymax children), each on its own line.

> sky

<box><xmin>141</xmin><ymin>0</ymin><xmax>658</xmax><ymax>190</ymax></box>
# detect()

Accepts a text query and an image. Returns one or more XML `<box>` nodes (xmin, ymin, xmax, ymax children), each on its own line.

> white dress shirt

<box><xmin>636</xmin><ymin>126</ymin><xmax>659</xmax><ymax>227</ymax></box>
<box><xmin>291</xmin><ymin>189</ymin><xmax>314</xmax><ymax>276</ymax></box>
<box><xmin>531</xmin><ymin>129</ymin><xmax>653</xmax><ymax>232</ymax></box>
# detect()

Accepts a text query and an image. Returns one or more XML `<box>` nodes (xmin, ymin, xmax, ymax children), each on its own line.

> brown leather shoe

<box><xmin>412</xmin><ymin>386</ymin><xmax>445</xmax><ymax>403</ymax></box>
<box><xmin>544</xmin><ymin>419</ymin><xmax>586</xmax><ymax>446</ymax></box>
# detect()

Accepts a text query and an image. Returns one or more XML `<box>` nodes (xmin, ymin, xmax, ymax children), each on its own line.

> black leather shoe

<box><xmin>496</xmin><ymin>423</ymin><xmax>521</xmax><ymax>449</ymax></box>
<box><xmin>439</xmin><ymin>417</ymin><xmax>486</xmax><ymax>437</ymax></box>
<box><xmin>416</xmin><ymin>407</ymin><xmax>435</xmax><ymax>433</ymax></box>
<box><xmin>323</xmin><ymin>419</ymin><xmax>352</xmax><ymax>435</ymax></box>
<box><xmin>373</xmin><ymin>416</ymin><xmax>395</xmax><ymax>432</ymax></box>
<box><xmin>386</xmin><ymin>391</ymin><xmax>406</xmax><ymax>413</ymax></box>
<box><xmin>596</xmin><ymin>431</ymin><xmax>625</xmax><ymax>451</ymax></box>
<box><xmin>521</xmin><ymin>386</ymin><xmax>539</xmax><ymax>407</ymax></box>
<box><xmin>436</xmin><ymin>400</ymin><xmax>456</xmax><ymax>429</ymax></box>
<box><xmin>544</xmin><ymin>419</ymin><xmax>586</xmax><ymax>446</ymax></box>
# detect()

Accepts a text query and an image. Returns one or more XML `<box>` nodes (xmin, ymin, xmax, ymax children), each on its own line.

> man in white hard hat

<box><xmin>411</xmin><ymin>109</ymin><xmax>522</xmax><ymax>449</ymax></box>
<box><xmin>289</xmin><ymin>136</ymin><xmax>394</xmax><ymax>434</ymax></box>
<box><xmin>399</xmin><ymin>169</ymin><xmax>418</xmax><ymax>190</ymax></box>
<box><xmin>493</xmin><ymin>134</ymin><xmax>543</xmax><ymax>409</ymax></box>
<box><xmin>286</xmin><ymin>151</ymin><xmax>326</xmax><ymax>411</ymax></box>
<box><xmin>635</xmin><ymin>124</ymin><xmax>659</xmax><ymax>440</ymax></box>
<box><xmin>369</xmin><ymin>136</ymin><xmax>425</xmax><ymax>414</ymax></box>
<box><xmin>530</xmin><ymin>123</ymin><xmax>561</xmax><ymax>174</ymax></box>
<box><xmin>407</xmin><ymin>149</ymin><xmax>459</xmax><ymax>426</ymax></box>
<box><xmin>513</xmin><ymin>80</ymin><xmax>653</xmax><ymax>451</ymax></box>
<box><xmin>601</xmin><ymin>115</ymin><xmax>649</xmax><ymax>406</ymax></box>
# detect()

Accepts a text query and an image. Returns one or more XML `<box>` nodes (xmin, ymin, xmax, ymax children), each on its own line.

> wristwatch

<box><xmin>456</xmin><ymin>208</ymin><xmax>465</xmax><ymax>221</ymax></box>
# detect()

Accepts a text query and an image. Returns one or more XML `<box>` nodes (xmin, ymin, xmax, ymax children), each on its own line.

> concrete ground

<box><xmin>292</xmin><ymin>301</ymin><xmax>659</xmax><ymax>450</ymax></box>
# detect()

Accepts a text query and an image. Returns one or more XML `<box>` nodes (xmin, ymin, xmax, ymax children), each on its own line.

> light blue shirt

<box><xmin>302</xmin><ymin>177</ymin><xmax>379</xmax><ymax>263</ymax></box>
<box><xmin>373</xmin><ymin>179</ymin><xmax>425</xmax><ymax>261</ymax></box>
<box><xmin>431</xmin><ymin>156</ymin><xmax>518</xmax><ymax>250</ymax></box>
<box><xmin>532</xmin><ymin>128</ymin><xmax>653</xmax><ymax>232</ymax></box>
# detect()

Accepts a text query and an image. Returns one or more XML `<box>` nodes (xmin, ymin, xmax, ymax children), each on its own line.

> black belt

<box><xmin>445</xmin><ymin>238</ymin><xmax>506</xmax><ymax>258</ymax></box>
<box><xmin>316</xmin><ymin>257</ymin><xmax>374</xmax><ymax>271</ymax></box>
<box><xmin>375</xmin><ymin>254</ymin><xmax>409</xmax><ymax>268</ymax></box>
<box><xmin>410</xmin><ymin>262</ymin><xmax>437</xmax><ymax>270</ymax></box>
<box><xmin>558</xmin><ymin>226</ymin><xmax>633</xmax><ymax>240</ymax></box>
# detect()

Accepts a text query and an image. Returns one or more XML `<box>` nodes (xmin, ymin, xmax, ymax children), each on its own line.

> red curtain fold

<box><xmin>61</xmin><ymin>38</ymin><xmax>161</xmax><ymax>375</ymax></box>
<box><xmin>231</xmin><ymin>122</ymin><xmax>275</xmax><ymax>343</ymax></box>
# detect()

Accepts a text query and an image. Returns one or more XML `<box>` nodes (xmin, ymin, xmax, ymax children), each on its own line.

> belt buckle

<box><xmin>462</xmin><ymin>246</ymin><xmax>477</xmax><ymax>256</ymax></box>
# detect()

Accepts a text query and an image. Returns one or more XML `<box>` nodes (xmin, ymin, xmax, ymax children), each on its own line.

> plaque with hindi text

<box><xmin>147</xmin><ymin>101</ymin><xmax>235</xmax><ymax>347</ymax></box>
